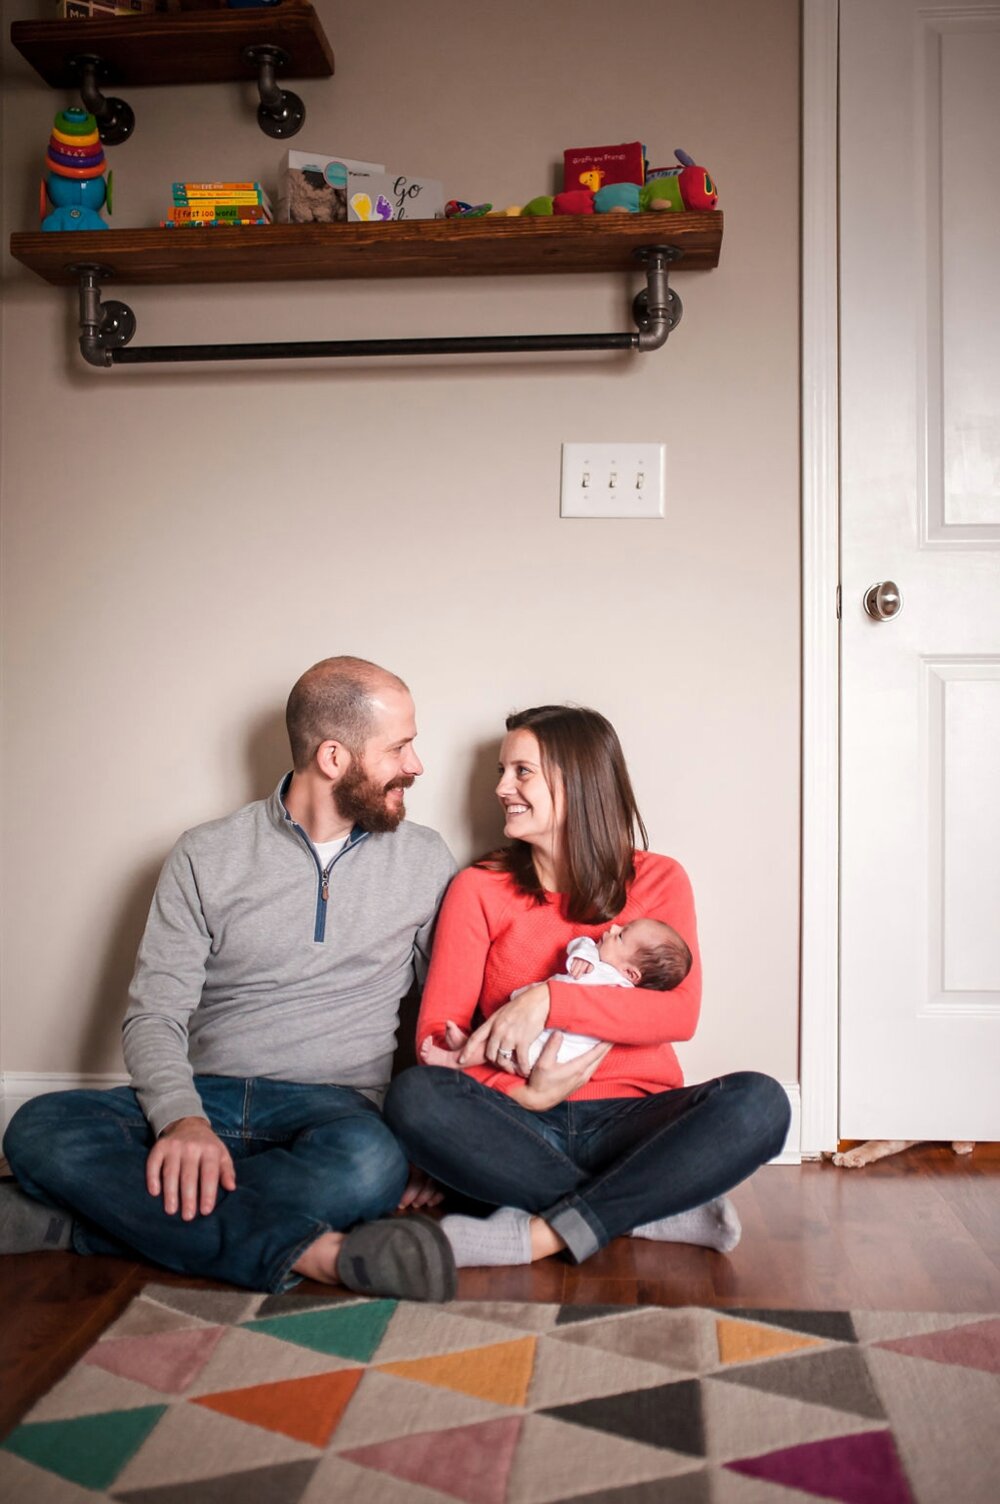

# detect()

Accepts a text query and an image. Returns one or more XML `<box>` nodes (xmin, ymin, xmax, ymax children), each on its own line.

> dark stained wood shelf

<box><xmin>9</xmin><ymin>1</ymin><xmax>334</xmax><ymax>90</ymax></box>
<box><xmin>9</xmin><ymin>212</ymin><xmax>723</xmax><ymax>288</ymax></box>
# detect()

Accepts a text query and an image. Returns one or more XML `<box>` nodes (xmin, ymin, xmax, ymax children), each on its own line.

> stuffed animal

<box><xmin>521</xmin><ymin>195</ymin><xmax>554</xmax><ymax>216</ymax></box>
<box><xmin>644</xmin><ymin>149</ymin><xmax>719</xmax><ymax>211</ymax></box>
<box><xmin>593</xmin><ymin>183</ymin><xmax>642</xmax><ymax>213</ymax></box>
<box><xmin>515</xmin><ymin>149</ymin><xmax>717</xmax><ymax>218</ymax></box>
<box><xmin>553</xmin><ymin>188</ymin><xmax>597</xmax><ymax>215</ymax></box>
<box><xmin>286</xmin><ymin>167</ymin><xmax>346</xmax><ymax>223</ymax></box>
<box><xmin>41</xmin><ymin>108</ymin><xmax>111</xmax><ymax>232</ymax></box>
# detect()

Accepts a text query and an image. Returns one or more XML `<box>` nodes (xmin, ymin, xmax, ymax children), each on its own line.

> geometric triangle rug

<box><xmin>2</xmin><ymin>1288</ymin><xmax>998</xmax><ymax>1502</ymax></box>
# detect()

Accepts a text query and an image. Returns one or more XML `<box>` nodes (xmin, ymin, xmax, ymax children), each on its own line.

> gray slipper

<box><xmin>336</xmin><ymin>1214</ymin><xmax>457</xmax><ymax>1303</ymax></box>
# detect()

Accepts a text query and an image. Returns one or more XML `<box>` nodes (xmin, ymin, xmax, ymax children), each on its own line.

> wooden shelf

<box><xmin>9</xmin><ymin>1</ymin><xmax>334</xmax><ymax>90</ymax></box>
<box><xmin>9</xmin><ymin>6</ymin><xmax>720</xmax><ymax>364</ymax></box>
<box><xmin>9</xmin><ymin>213</ymin><xmax>723</xmax><ymax>288</ymax></box>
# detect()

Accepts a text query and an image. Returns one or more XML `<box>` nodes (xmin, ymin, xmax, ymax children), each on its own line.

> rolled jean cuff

<box><xmin>265</xmin><ymin>1218</ymin><xmax>336</xmax><ymax>1294</ymax></box>
<box><xmin>545</xmin><ymin>1198</ymin><xmax>607</xmax><ymax>1264</ymax></box>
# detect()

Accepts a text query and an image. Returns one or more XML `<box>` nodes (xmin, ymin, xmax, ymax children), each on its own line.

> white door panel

<box><xmin>839</xmin><ymin>0</ymin><xmax>1000</xmax><ymax>1138</ymax></box>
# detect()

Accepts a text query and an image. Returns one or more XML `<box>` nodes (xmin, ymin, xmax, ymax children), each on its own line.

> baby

<box><xmin>421</xmin><ymin>917</ymin><xmax>691</xmax><ymax>1071</ymax></box>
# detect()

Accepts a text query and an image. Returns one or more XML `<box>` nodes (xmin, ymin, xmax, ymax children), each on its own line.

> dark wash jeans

<box><xmin>384</xmin><ymin>1066</ymin><xmax>791</xmax><ymax>1262</ymax></box>
<box><xmin>3</xmin><ymin>1076</ymin><xmax>409</xmax><ymax>1292</ymax></box>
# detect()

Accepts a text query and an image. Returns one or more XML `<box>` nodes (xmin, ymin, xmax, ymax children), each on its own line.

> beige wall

<box><xmin>0</xmin><ymin>0</ymin><xmax>801</xmax><ymax>1089</ymax></box>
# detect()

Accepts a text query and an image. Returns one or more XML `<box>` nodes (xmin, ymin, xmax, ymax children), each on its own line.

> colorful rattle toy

<box><xmin>41</xmin><ymin>109</ymin><xmax>112</xmax><ymax>232</ymax></box>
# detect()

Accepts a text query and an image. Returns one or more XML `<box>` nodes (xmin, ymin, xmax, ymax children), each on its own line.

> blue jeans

<box><xmin>384</xmin><ymin>1067</ymin><xmax>790</xmax><ymax>1262</ymax></box>
<box><xmin>3</xmin><ymin>1076</ymin><xmax>409</xmax><ymax>1292</ymax></box>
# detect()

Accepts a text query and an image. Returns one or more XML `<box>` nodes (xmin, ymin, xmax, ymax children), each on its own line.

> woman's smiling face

<box><xmin>496</xmin><ymin>729</ymin><xmax>565</xmax><ymax>851</ymax></box>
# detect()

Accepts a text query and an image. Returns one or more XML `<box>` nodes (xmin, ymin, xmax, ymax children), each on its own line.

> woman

<box><xmin>384</xmin><ymin>705</ymin><xmax>790</xmax><ymax>1271</ymax></box>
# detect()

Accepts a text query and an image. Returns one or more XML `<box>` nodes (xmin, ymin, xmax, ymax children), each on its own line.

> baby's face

<box><xmin>597</xmin><ymin>921</ymin><xmax>652</xmax><ymax>972</ymax></box>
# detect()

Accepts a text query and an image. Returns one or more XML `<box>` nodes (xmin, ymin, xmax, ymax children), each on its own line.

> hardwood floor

<box><xmin>2</xmin><ymin>1146</ymin><xmax>998</xmax><ymax>1441</ymax></box>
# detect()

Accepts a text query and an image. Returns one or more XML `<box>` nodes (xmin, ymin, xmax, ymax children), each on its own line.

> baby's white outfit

<box><xmin>514</xmin><ymin>936</ymin><xmax>632</xmax><ymax>1067</ymax></box>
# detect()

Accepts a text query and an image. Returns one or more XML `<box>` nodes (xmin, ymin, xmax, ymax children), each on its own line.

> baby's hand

<box><xmin>568</xmin><ymin>957</ymin><xmax>593</xmax><ymax>979</ymax></box>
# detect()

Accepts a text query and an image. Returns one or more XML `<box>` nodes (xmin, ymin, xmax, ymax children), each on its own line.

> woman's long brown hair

<box><xmin>477</xmin><ymin>705</ymin><xmax>649</xmax><ymax>923</ymax></box>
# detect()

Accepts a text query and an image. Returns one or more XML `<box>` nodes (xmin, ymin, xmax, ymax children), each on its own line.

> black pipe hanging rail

<box><xmin>73</xmin><ymin>247</ymin><xmax>684</xmax><ymax>369</ymax></box>
<box><xmin>113</xmin><ymin>332</ymin><xmax>643</xmax><ymax>363</ymax></box>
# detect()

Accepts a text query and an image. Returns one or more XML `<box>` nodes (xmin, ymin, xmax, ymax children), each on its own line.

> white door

<box><xmin>839</xmin><ymin>0</ymin><xmax>1000</xmax><ymax>1139</ymax></box>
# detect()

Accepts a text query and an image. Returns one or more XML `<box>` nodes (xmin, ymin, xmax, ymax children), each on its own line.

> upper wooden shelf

<box><xmin>9</xmin><ymin>213</ymin><xmax>723</xmax><ymax>288</ymax></box>
<box><xmin>9</xmin><ymin>1</ymin><xmax>334</xmax><ymax>90</ymax></box>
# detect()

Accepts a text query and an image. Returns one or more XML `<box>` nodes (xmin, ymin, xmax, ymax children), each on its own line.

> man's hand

<box><xmin>459</xmin><ymin>983</ymin><xmax>551</xmax><ymax>1076</ymax></box>
<box><xmin>396</xmin><ymin>1165</ymin><xmax>445</xmax><ymax>1212</ymax></box>
<box><xmin>509</xmin><ymin>1035</ymin><xmax>612</xmax><ymax>1112</ymax></box>
<box><xmin>567</xmin><ymin>956</ymin><xmax>594</xmax><ymax>979</ymax></box>
<box><xmin>146</xmin><ymin>1116</ymin><xmax>236</xmax><ymax>1220</ymax></box>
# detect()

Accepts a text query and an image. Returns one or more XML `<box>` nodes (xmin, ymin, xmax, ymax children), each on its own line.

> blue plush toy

<box><xmin>593</xmin><ymin>183</ymin><xmax>642</xmax><ymax>213</ymax></box>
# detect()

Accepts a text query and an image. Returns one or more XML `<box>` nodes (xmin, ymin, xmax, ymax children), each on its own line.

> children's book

<box><xmin>171</xmin><ymin>182</ymin><xmax>266</xmax><ymax>194</ymax></box>
<box><xmin>58</xmin><ymin>1</ymin><xmax>166</xmax><ymax>15</ymax></box>
<box><xmin>562</xmin><ymin>141</ymin><xmax>646</xmax><ymax>193</ymax></box>
<box><xmin>159</xmin><ymin>220</ymin><xmax>270</xmax><ymax>229</ymax></box>
<box><xmin>164</xmin><ymin>207</ymin><xmax>271</xmax><ymax>223</ymax></box>
<box><xmin>57</xmin><ymin>2</ymin><xmax>117</xmax><ymax>16</ymax></box>
<box><xmin>173</xmin><ymin>190</ymin><xmax>271</xmax><ymax>207</ymax></box>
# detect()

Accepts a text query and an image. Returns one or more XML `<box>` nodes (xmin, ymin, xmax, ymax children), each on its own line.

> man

<box><xmin>1</xmin><ymin>657</ymin><xmax>458</xmax><ymax>1299</ymax></box>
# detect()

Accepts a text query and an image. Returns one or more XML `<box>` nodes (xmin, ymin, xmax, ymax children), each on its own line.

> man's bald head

<box><xmin>285</xmin><ymin>656</ymin><xmax>409</xmax><ymax>770</ymax></box>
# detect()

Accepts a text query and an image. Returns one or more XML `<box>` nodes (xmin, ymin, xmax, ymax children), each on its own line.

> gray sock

<box><xmin>0</xmin><ymin>1179</ymin><xmax>74</xmax><ymax>1253</ymax></box>
<box><xmin>440</xmin><ymin>1205</ymin><xmax>533</xmax><ymax>1268</ymax></box>
<box><xmin>630</xmin><ymin>1196</ymin><xmax>742</xmax><ymax>1253</ymax></box>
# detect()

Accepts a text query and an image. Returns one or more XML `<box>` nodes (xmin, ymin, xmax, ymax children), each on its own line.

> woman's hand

<box><xmin>509</xmin><ymin>1034</ymin><xmax>612</xmax><ymax>1111</ymax></box>
<box><xmin>459</xmin><ymin>983</ymin><xmax>551</xmax><ymax>1075</ymax></box>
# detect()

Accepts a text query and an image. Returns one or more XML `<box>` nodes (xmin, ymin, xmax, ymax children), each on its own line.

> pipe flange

<box><xmin>68</xmin><ymin>55</ymin><xmax>136</xmax><ymax>145</ymax></box>
<box><xmin>242</xmin><ymin>45</ymin><xmax>306</xmax><ymax>138</ymax></box>
<box><xmin>98</xmin><ymin>300</ymin><xmax>137</xmax><ymax>349</ymax></box>
<box><xmin>256</xmin><ymin>89</ymin><xmax>306</xmax><ymax>139</ymax></box>
<box><xmin>632</xmin><ymin>287</ymin><xmax>683</xmax><ymax>334</ymax></box>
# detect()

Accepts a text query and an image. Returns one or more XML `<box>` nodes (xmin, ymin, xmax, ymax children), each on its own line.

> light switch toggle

<box><xmin>560</xmin><ymin>443</ymin><xmax>665</xmax><ymax>517</ymax></box>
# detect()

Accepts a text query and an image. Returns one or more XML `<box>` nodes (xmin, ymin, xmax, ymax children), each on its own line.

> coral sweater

<box><xmin>416</xmin><ymin>851</ymin><xmax>701</xmax><ymax>1100</ymax></box>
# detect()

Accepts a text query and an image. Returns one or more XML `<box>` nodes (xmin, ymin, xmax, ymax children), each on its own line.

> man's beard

<box><xmin>334</xmin><ymin>763</ymin><xmax>414</xmax><ymax>833</ymax></box>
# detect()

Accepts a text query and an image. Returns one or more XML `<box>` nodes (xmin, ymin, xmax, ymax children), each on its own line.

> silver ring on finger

<box><xmin>497</xmin><ymin>1048</ymin><xmax>514</xmax><ymax>1059</ymax></box>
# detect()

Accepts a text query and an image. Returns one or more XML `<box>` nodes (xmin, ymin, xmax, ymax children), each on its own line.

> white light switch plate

<box><xmin>560</xmin><ymin>442</ymin><xmax>665</xmax><ymax>518</ymax></box>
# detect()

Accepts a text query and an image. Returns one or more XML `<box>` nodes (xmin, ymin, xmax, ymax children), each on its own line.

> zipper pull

<box><xmin>322</xmin><ymin>877</ymin><xmax>329</xmax><ymax>902</ymax></box>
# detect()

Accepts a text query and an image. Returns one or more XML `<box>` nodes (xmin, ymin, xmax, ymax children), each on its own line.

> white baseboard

<box><xmin>2</xmin><ymin>1072</ymin><xmax>802</xmax><ymax>1164</ymax></box>
<box><xmin>1</xmin><ymin>1071</ymin><xmax>129</xmax><ymax>1135</ymax></box>
<box><xmin>772</xmin><ymin>1081</ymin><xmax>802</xmax><ymax>1164</ymax></box>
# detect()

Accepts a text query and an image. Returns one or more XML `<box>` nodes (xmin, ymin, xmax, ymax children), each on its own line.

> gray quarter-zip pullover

<box><xmin>122</xmin><ymin>776</ymin><xmax>456</xmax><ymax>1135</ymax></box>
